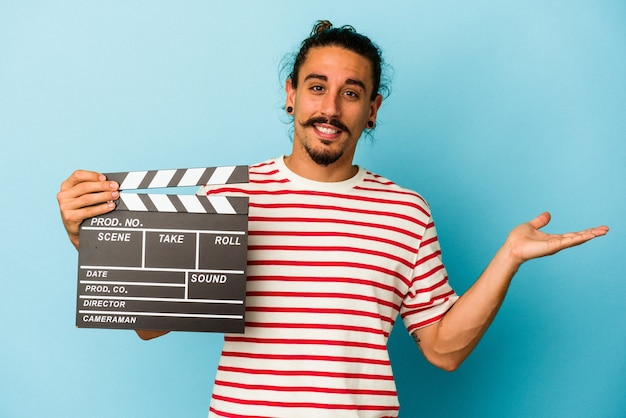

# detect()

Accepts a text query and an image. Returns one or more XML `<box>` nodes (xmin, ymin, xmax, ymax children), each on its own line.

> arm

<box><xmin>413</xmin><ymin>212</ymin><xmax>609</xmax><ymax>372</ymax></box>
<box><xmin>57</xmin><ymin>170</ymin><xmax>170</xmax><ymax>340</ymax></box>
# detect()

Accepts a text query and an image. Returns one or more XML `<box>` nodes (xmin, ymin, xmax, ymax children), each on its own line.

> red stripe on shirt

<box><xmin>220</xmin><ymin>351</ymin><xmax>391</xmax><ymax>366</ymax></box>
<box><xmin>211</xmin><ymin>394</ymin><xmax>399</xmax><ymax>411</ymax></box>
<box><xmin>224</xmin><ymin>337</ymin><xmax>387</xmax><ymax>351</ymax></box>
<box><xmin>250</xmin><ymin>230</ymin><xmax>418</xmax><ymax>253</ymax></box>
<box><xmin>248</xmin><ymin>216</ymin><xmax>423</xmax><ymax>241</ymax></box>
<box><xmin>214</xmin><ymin>379</ymin><xmax>396</xmax><ymax>396</ymax></box>
<box><xmin>216</xmin><ymin>365</ymin><xmax>394</xmax><ymax>380</ymax></box>
<box><xmin>246</xmin><ymin>290</ymin><xmax>401</xmax><ymax>311</ymax></box>
<box><xmin>248</xmin><ymin>260</ymin><xmax>412</xmax><ymax>287</ymax></box>
<box><xmin>248</xmin><ymin>244</ymin><xmax>414</xmax><ymax>269</ymax></box>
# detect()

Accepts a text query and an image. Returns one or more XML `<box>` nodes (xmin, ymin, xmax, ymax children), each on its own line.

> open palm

<box><xmin>506</xmin><ymin>212</ymin><xmax>609</xmax><ymax>264</ymax></box>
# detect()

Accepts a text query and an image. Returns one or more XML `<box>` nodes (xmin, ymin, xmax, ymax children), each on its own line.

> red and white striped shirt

<box><xmin>201</xmin><ymin>157</ymin><xmax>458</xmax><ymax>418</ymax></box>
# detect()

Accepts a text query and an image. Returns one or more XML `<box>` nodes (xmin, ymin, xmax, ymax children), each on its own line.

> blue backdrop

<box><xmin>1</xmin><ymin>1</ymin><xmax>624</xmax><ymax>417</ymax></box>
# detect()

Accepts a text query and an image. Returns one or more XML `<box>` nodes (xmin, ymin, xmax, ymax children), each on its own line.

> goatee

<box><xmin>299</xmin><ymin>116</ymin><xmax>350</xmax><ymax>166</ymax></box>
<box><xmin>304</xmin><ymin>143</ymin><xmax>343</xmax><ymax>166</ymax></box>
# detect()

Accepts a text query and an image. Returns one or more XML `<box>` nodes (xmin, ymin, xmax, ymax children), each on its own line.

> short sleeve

<box><xmin>401</xmin><ymin>216</ymin><xmax>458</xmax><ymax>334</ymax></box>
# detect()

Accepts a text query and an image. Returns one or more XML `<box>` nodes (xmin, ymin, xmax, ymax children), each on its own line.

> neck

<box><xmin>283</xmin><ymin>153</ymin><xmax>358</xmax><ymax>182</ymax></box>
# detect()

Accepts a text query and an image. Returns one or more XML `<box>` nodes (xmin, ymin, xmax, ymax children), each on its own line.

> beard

<box><xmin>298</xmin><ymin>116</ymin><xmax>351</xmax><ymax>166</ymax></box>
<box><xmin>303</xmin><ymin>141</ymin><xmax>344</xmax><ymax>166</ymax></box>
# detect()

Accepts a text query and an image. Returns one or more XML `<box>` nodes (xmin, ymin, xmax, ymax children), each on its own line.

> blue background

<box><xmin>1</xmin><ymin>1</ymin><xmax>624</xmax><ymax>417</ymax></box>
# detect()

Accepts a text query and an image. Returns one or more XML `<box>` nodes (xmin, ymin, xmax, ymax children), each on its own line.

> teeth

<box><xmin>316</xmin><ymin>126</ymin><xmax>339</xmax><ymax>134</ymax></box>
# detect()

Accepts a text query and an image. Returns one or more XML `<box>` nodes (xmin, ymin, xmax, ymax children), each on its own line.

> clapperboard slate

<box><xmin>76</xmin><ymin>166</ymin><xmax>249</xmax><ymax>333</ymax></box>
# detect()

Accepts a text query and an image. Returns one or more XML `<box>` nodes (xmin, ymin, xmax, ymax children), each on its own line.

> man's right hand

<box><xmin>57</xmin><ymin>170</ymin><xmax>120</xmax><ymax>250</ymax></box>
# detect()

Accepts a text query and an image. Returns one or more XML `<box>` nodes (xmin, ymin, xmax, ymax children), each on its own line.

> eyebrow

<box><xmin>303</xmin><ymin>73</ymin><xmax>367</xmax><ymax>91</ymax></box>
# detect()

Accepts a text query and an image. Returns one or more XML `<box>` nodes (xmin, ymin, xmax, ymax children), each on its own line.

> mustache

<box><xmin>300</xmin><ymin>116</ymin><xmax>350</xmax><ymax>135</ymax></box>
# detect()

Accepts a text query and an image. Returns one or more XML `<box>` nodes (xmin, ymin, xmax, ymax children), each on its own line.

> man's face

<box><xmin>286</xmin><ymin>46</ymin><xmax>382</xmax><ymax>168</ymax></box>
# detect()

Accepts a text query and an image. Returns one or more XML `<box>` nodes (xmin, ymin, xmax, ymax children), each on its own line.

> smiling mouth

<box><xmin>315</xmin><ymin>124</ymin><xmax>340</xmax><ymax>135</ymax></box>
<box><xmin>301</xmin><ymin>116</ymin><xmax>350</xmax><ymax>136</ymax></box>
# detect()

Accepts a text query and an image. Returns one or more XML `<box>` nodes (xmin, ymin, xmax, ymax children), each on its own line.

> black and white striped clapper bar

<box><xmin>76</xmin><ymin>165</ymin><xmax>249</xmax><ymax>334</ymax></box>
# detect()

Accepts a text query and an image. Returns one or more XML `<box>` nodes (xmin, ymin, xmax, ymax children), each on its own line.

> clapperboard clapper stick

<box><xmin>76</xmin><ymin>166</ymin><xmax>249</xmax><ymax>333</ymax></box>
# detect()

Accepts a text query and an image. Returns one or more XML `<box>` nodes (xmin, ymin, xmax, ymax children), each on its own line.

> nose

<box><xmin>320</xmin><ymin>92</ymin><xmax>340</xmax><ymax>118</ymax></box>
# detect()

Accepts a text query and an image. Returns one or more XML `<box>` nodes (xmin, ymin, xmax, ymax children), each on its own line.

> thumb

<box><xmin>528</xmin><ymin>212</ymin><xmax>551</xmax><ymax>230</ymax></box>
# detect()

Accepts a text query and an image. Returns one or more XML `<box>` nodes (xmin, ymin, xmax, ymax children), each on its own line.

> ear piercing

<box><xmin>367</xmin><ymin>120</ymin><xmax>375</xmax><ymax>128</ymax></box>
<box><xmin>286</xmin><ymin>106</ymin><xmax>294</xmax><ymax>114</ymax></box>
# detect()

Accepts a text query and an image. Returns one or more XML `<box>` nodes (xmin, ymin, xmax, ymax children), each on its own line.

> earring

<box><xmin>286</xmin><ymin>106</ymin><xmax>294</xmax><ymax>114</ymax></box>
<box><xmin>367</xmin><ymin>120</ymin><xmax>375</xmax><ymax>128</ymax></box>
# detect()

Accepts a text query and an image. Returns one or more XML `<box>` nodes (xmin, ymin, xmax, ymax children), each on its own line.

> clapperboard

<box><xmin>76</xmin><ymin>166</ymin><xmax>249</xmax><ymax>333</ymax></box>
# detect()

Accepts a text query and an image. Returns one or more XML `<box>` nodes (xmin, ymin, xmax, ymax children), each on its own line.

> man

<box><xmin>57</xmin><ymin>21</ymin><xmax>608</xmax><ymax>417</ymax></box>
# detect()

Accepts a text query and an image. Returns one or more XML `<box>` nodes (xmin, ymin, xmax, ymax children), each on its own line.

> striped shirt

<box><xmin>200</xmin><ymin>157</ymin><xmax>458</xmax><ymax>418</ymax></box>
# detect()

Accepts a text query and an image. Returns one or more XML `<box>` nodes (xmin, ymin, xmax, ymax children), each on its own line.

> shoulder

<box><xmin>199</xmin><ymin>158</ymin><xmax>285</xmax><ymax>196</ymax></box>
<box><xmin>356</xmin><ymin>169</ymin><xmax>431</xmax><ymax>214</ymax></box>
<box><xmin>249</xmin><ymin>158</ymin><xmax>279</xmax><ymax>173</ymax></box>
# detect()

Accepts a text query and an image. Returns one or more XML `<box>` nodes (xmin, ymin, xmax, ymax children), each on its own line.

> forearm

<box><xmin>415</xmin><ymin>213</ymin><xmax>608</xmax><ymax>371</ymax></box>
<box><xmin>136</xmin><ymin>329</ymin><xmax>170</xmax><ymax>340</ymax></box>
<box><xmin>417</xmin><ymin>245</ymin><xmax>521</xmax><ymax>370</ymax></box>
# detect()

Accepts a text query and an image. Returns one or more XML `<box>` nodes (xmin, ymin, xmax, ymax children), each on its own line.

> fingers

<box><xmin>566</xmin><ymin>225</ymin><xmax>610</xmax><ymax>244</ymax></box>
<box><xmin>507</xmin><ymin>213</ymin><xmax>609</xmax><ymax>263</ymax></box>
<box><xmin>589</xmin><ymin>225</ymin><xmax>610</xmax><ymax>236</ymax></box>
<box><xmin>60</xmin><ymin>188</ymin><xmax>119</xmax><ymax>213</ymax></box>
<box><xmin>528</xmin><ymin>212</ymin><xmax>608</xmax><ymax>240</ymax></box>
<box><xmin>58</xmin><ymin>171</ymin><xmax>118</xmax><ymax>207</ymax></box>
<box><xmin>59</xmin><ymin>170</ymin><xmax>118</xmax><ymax>197</ymax></box>
<box><xmin>57</xmin><ymin>170</ymin><xmax>120</xmax><ymax>248</ymax></box>
<box><xmin>61</xmin><ymin>200</ymin><xmax>117</xmax><ymax>224</ymax></box>
<box><xmin>541</xmin><ymin>223</ymin><xmax>610</xmax><ymax>256</ymax></box>
<box><xmin>59</xmin><ymin>170</ymin><xmax>105</xmax><ymax>191</ymax></box>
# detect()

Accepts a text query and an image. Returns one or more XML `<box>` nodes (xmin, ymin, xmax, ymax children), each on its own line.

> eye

<box><xmin>343</xmin><ymin>90</ymin><xmax>360</xmax><ymax>100</ymax></box>
<box><xmin>310</xmin><ymin>85</ymin><xmax>325</xmax><ymax>93</ymax></box>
